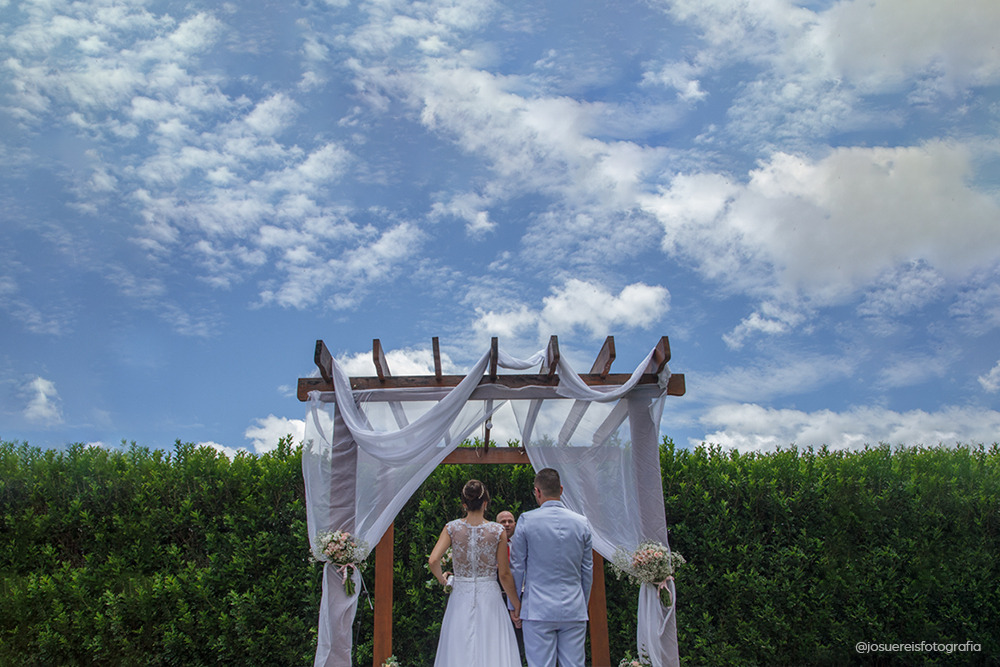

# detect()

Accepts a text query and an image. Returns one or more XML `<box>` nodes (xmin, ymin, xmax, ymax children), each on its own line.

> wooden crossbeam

<box><xmin>298</xmin><ymin>371</ymin><xmax>685</xmax><ymax>400</ymax></box>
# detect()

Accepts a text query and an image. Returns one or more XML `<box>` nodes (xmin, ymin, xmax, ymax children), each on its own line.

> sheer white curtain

<box><xmin>302</xmin><ymin>343</ymin><xmax>679</xmax><ymax>667</ymax></box>
<box><xmin>304</xmin><ymin>350</ymin><xmax>499</xmax><ymax>666</ymax></box>
<box><xmin>509</xmin><ymin>349</ymin><xmax>679</xmax><ymax>667</ymax></box>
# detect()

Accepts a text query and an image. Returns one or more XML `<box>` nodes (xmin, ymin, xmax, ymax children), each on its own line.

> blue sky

<box><xmin>3</xmin><ymin>0</ymin><xmax>1000</xmax><ymax>456</ymax></box>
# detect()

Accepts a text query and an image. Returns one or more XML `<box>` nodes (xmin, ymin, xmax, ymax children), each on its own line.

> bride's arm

<box><xmin>428</xmin><ymin>527</ymin><xmax>452</xmax><ymax>586</ymax></box>
<box><xmin>496</xmin><ymin>531</ymin><xmax>521</xmax><ymax>619</ymax></box>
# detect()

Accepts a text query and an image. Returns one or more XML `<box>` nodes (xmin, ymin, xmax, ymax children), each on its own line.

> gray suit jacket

<box><xmin>510</xmin><ymin>500</ymin><xmax>593</xmax><ymax>622</ymax></box>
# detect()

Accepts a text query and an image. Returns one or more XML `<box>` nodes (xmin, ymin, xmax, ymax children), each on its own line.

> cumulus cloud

<box><xmin>338</xmin><ymin>345</ymin><xmax>455</xmax><ymax>377</ymax></box>
<box><xmin>430</xmin><ymin>192</ymin><xmax>496</xmax><ymax>236</ymax></box>
<box><xmin>699</xmin><ymin>403</ymin><xmax>1000</xmax><ymax>451</ymax></box>
<box><xmin>199</xmin><ymin>440</ymin><xmax>248</xmax><ymax>459</ymax></box>
<box><xmin>723</xmin><ymin>302</ymin><xmax>807</xmax><ymax>349</ymax></box>
<box><xmin>643</xmin><ymin>142</ymin><xmax>1000</xmax><ymax>306</ymax></box>
<box><xmin>245</xmin><ymin>414</ymin><xmax>305</xmax><ymax>453</ymax></box>
<box><xmin>818</xmin><ymin>0</ymin><xmax>1000</xmax><ymax>92</ymax></box>
<box><xmin>23</xmin><ymin>376</ymin><xmax>63</xmax><ymax>424</ymax></box>
<box><xmin>472</xmin><ymin>279</ymin><xmax>670</xmax><ymax>343</ymax></box>
<box><xmin>979</xmin><ymin>361</ymin><xmax>1000</xmax><ymax>393</ymax></box>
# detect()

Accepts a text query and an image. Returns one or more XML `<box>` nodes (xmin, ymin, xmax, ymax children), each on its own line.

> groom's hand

<box><xmin>509</xmin><ymin>609</ymin><xmax>521</xmax><ymax>628</ymax></box>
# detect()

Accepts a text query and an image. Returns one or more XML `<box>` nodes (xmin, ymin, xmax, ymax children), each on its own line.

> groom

<box><xmin>510</xmin><ymin>468</ymin><xmax>593</xmax><ymax>667</ymax></box>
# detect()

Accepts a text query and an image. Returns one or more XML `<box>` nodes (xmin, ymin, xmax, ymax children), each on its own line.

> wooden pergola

<box><xmin>298</xmin><ymin>335</ymin><xmax>685</xmax><ymax>667</ymax></box>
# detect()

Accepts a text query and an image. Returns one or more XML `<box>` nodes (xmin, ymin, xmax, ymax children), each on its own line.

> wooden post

<box><xmin>589</xmin><ymin>551</ymin><xmax>611</xmax><ymax>667</ymax></box>
<box><xmin>373</xmin><ymin>523</ymin><xmax>394</xmax><ymax>667</ymax></box>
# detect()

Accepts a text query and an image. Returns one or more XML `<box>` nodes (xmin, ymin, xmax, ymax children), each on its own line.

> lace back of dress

<box><xmin>448</xmin><ymin>520</ymin><xmax>501</xmax><ymax>578</ymax></box>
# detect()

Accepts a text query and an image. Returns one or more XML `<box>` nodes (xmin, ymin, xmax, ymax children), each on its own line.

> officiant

<box><xmin>498</xmin><ymin>510</ymin><xmax>526</xmax><ymax>664</ymax></box>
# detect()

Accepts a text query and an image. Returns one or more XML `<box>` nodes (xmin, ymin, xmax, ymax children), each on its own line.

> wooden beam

<box><xmin>297</xmin><ymin>372</ymin><xmax>685</xmax><ymax>400</ymax></box>
<box><xmin>432</xmin><ymin>337</ymin><xmax>442</xmax><ymax>382</ymax></box>
<box><xmin>650</xmin><ymin>336</ymin><xmax>671</xmax><ymax>374</ymax></box>
<box><xmin>314</xmin><ymin>339</ymin><xmax>333</xmax><ymax>384</ymax></box>
<box><xmin>441</xmin><ymin>447</ymin><xmax>528</xmax><ymax>465</ymax></box>
<box><xmin>546</xmin><ymin>335</ymin><xmax>560</xmax><ymax>380</ymax></box>
<box><xmin>373</xmin><ymin>523</ymin><xmax>394</xmax><ymax>667</ymax></box>
<box><xmin>373</xmin><ymin>339</ymin><xmax>389</xmax><ymax>383</ymax></box>
<box><xmin>589</xmin><ymin>551</ymin><xmax>611</xmax><ymax>667</ymax></box>
<box><xmin>489</xmin><ymin>337</ymin><xmax>498</xmax><ymax>381</ymax></box>
<box><xmin>592</xmin><ymin>336</ymin><xmax>615</xmax><ymax>378</ymax></box>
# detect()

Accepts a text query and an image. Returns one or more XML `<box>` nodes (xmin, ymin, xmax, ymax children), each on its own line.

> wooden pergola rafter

<box><xmin>298</xmin><ymin>335</ymin><xmax>685</xmax><ymax>667</ymax></box>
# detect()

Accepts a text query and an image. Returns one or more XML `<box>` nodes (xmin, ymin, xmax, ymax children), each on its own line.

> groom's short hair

<box><xmin>534</xmin><ymin>468</ymin><xmax>561</xmax><ymax>498</ymax></box>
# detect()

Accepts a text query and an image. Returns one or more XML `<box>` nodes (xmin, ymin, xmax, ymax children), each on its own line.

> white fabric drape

<box><xmin>302</xmin><ymin>343</ymin><xmax>679</xmax><ymax>667</ymax></box>
<box><xmin>507</xmin><ymin>350</ymin><xmax>679</xmax><ymax>667</ymax></box>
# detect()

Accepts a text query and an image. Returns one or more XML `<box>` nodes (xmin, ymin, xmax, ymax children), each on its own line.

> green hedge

<box><xmin>2</xmin><ymin>438</ymin><xmax>999</xmax><ymax>665</ymax></box>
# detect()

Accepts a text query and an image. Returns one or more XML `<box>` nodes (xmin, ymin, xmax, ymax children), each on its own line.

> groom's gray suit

<box><xmin>510</xmin><ymin>499</ymin><xmax>593</xmax><ymax>667</ymax></box>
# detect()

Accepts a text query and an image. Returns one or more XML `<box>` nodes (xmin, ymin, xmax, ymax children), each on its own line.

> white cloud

<box><xmin>472</xmin><ymin>304</ymin><xmax>540</xmax><ymax>342</ymax></box>
<box><xmin>643</xmin><ymin>60</ymin><xmax>708</xmax><ymax>103</ymax></box>
<box><xmin>430</xmin><ymin>192</ymin><xmax>496</xmax><ymax>236</ymax></box>
<box><xmin>245</xmin><ymin>414</ymin><xmax>305</xmax><ymax>453</ymax></box>
<box><xmin>818</xmin><ymin>0</ymin><xmax>1000</xmax><ymax>92</ymax></box>
<box><xmin>699</xmin><ymin>403</ymin><xmax>1000</xmax><ymax>451</ymax></box>
<box><xmin>643</xmin><ymin>142</ymin><xmax>1000</xmax><ymax>305</ymax></box>
<box><xmin>23</xmin><ymin>376</ymin><xmax>63</xmax><ymax>424</ymax></box>
<box><xmin>695</xmin><ymin>353</ymin><xmax>854</xmax><ymax>405</ymax></box>
<box><xmin>243</xmin><ymin>93</ymin><xmax>299</xmax><ymax>136</ymax></box>
<box><xmin>541</xmin><ymin>279</ymin><xmax>669</xmax><ymax>338</ymax></box>
<box><xmin>951</xmin><ymin>284</ymin><xmax>1000</xmax><ymax>336</ymax></box>
<box><xmin>979</xmin><ymin>361</ymin><xmax>1000</xmax><ymax>393</ymax></box>
<box><xmin>877</xmin><ymin>354</ymin><xmax>952</xmax><ymax>390</ymax></box>
<box><xmin>199</xmin><ymin>440</ymin><xmax>248</xmax><ymax>459</ymax></box>
<box><xmin>858</xmin><ymin>261</ymin><xmax>946</xmax><ymax>329</ymax></box>
<box><xmin>723</xmin><ymin>302</ymin><xmax>807</xmax><ymax>349</ymax></box>
<box><xmin>471</xmin><ymin>280</ymin><xmax>670</xmax><ymax>344</ymax></box>
<box><xmin>338</xmin><ymin>344</ymin><xmax>460</xmax><ymax>377</ymax></box>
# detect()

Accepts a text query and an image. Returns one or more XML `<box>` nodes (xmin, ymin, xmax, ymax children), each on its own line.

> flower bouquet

<box><xmin>611</xmin><ymin>540</ymin><xmax>685</xmax><ymax>607</ymax></box>
<box><xmin>315</xmin><ymin>530</ymin><xmax>368</xmax><ymax>595</ymax></box>
<box><xmin>425</xmin><ymin>547</ymin><xmax>453</xmax><ymax>592</ymax></box>
<box><xmin>617</xmin><ymin>650</ymin><xmax>652</xmax><ymax>667</ymax></box>
<box><xmin>382</xmin><ymin>656</ymin><xmax>400</xmax><ymax>667</ymax></box>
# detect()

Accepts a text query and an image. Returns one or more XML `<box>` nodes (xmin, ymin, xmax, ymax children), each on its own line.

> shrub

<box><xmin>2</xmin><ymin>438</ymin><xmax>998</xmax><ymax>666</ymax></box>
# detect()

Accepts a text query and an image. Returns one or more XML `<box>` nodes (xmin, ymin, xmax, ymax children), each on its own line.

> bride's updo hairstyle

<box><xmin>461</xmin><ymin>479</ymin><xmax>490</xmax><ymax>511</ymax></box>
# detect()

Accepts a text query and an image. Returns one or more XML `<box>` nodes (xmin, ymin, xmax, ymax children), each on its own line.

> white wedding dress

<box><xmin>433</xmin><ymin>519</ymin><xmax>521</xmax><ymax>667</ymax></box>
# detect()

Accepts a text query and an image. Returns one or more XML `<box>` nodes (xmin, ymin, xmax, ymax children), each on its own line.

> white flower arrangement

<box><xmin>617</xmin><ymin>650</ymin><xmax>652</xmax><ymax>667</ymax></box>
<box><xmin>611</xmin><ymin>540</ymin><xmax>685</xmax><ymax>607</ymax></box>
<box><xmin>315</xmin><ymin>530</ymin><xmax>369</xmax><ymax>595</ymax></box>
<box><xmin>425</xmin><ymin>547</ymin><xmax>453</xmax><ymax>592</ymax></box>
<box><xmin>382</xmin><ymin>655</ymin><xmax>400</xmax><ymax>667</ymax></box>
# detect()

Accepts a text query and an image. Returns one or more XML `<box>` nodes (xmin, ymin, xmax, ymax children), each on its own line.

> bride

<box><xmin>428</xmin><ymin>479</ymin><xmax>522</xmax><ymax>667</ymax></box>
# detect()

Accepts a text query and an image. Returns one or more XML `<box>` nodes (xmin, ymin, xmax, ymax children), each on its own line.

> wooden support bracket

<box><xmin>314</xmin><ymin>339</ymin><xmax>333</xmax><ymax>384</ymax></box>
<box><xmin>545</xmin><ymin>335</ymin><xmax>560</xmax><ymax>380</ymax></box>
<box><xmin>651</xmin><ymin>335</ymin><xmax>671</xmax><ymax>374</ymax></box>
<box><xmin>373</xmin><ymin>339</ymin><xmax>390</xmax><ymax>382</ymax></box>
<box><xmin>432</xmin><ymin>337</ymin><xmax>442</xmax><ymax>382</ymax></box>
<box><xmin>489</xmin><ymin>337</ymin><xmax>498</xmax><ymax>381</ymax></box>
<box><xmin>592</xmin><ymin>336</ymin><xmax>615</xmax><ymax>377</ymax></box>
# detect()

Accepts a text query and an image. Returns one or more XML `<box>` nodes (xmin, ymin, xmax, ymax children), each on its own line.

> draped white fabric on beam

<box><xmin>302</xmin><ymin>343</ymin><xmax>680</xmax><ymax>667</ymax></box>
